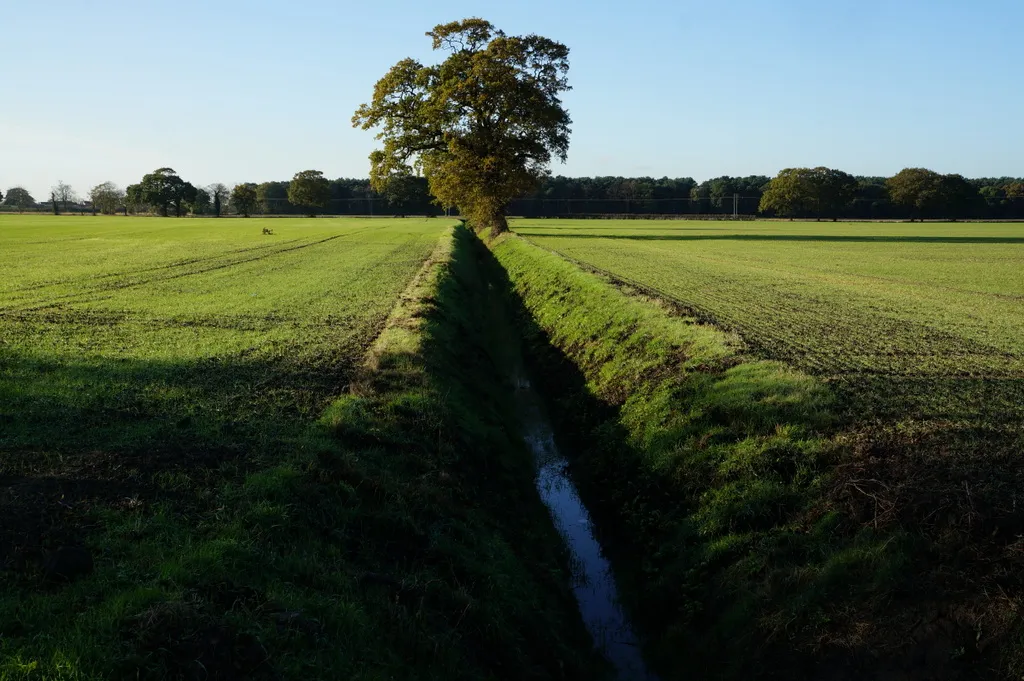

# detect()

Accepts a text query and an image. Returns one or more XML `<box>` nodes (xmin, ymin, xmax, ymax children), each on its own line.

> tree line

<box><xmin>4</xmin><ymin>167</ymin><xmax>1023</xmax><ymax>220</ymax></box>
<box><xmin>0</xmin><ymin>169</ymin><xmax>442</xmax><ymax>217</ymax></box>
<box><xmin>512</xmin><ymin>170</ymin><xmax>1024</xmax><ymax>220</ymax></box>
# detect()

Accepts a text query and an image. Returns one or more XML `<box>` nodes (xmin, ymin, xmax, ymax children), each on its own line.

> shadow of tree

<box><xmin>0</xmin><ymin>348</ymin><xmax>361</xmax><ymax>561</ymax></box>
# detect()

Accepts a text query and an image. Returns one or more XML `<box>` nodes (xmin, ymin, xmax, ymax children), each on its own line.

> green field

<box><xmin>0</xmin><ymin>215</ymin><xmax>462</xmax><ymax>678</ymax></box>
<box><xmin>1</xmin><ymin>215</ymin><xmax>443</xmax><ymax>456</ymax></box>
<box><xmin>503</xmin><ymin>219</ymin><xmax>1024</xmax><ymax>677</ymax></box>
<box><xmin>513</xmin><ymin>219</ymin><xmax>1024</xmax><ymax>425</ymax></box>
<box><xmin>7</xmin><ymin>213</ymin><xmax>1024</xmax><ymax>677</ymax></box>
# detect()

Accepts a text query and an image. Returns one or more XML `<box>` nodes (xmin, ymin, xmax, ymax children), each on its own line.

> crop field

<box><xmin>0</xmin><ymin>216</ymin><xmax>445</xmax><ymax>459</ymax></box>
<box><xmin>0</xmin><ymin>214</ymin><xmax>444</xmax><ymax>539</ymax></box>
<box><xmin>0</xmin><ymin>215</ymin><xmax>452</xmax><ymax>677</ymax></box>
<box><xmin>509</xmin><ymin>219</ymin><xmax>1024</xmax><ymax>676</ymax></box>
<box><xmin>513</xmin><ymin>219</ymin><xmax>1024</xmax><ymax>427</ymax></box>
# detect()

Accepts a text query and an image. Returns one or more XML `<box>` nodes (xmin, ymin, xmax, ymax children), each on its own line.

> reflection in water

<box><xmin>513</xmin><ymin>375</ymin><xmax>658</xmax><ymax>681</ymax></box>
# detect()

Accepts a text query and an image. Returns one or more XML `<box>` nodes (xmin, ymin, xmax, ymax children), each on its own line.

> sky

<box><xmin>2</xmin><ymin>0</ymin><xmax>1022</xmax><ymax>199</ymax></box>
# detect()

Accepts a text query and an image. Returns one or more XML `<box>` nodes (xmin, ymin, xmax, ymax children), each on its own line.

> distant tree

<box><xmin>1005</xmin><ymin>182</ymin><xmax>1024</xmax><ymax>219</ymax></box>
<box><xmin>138</xmin><ymin>168</ymin><xmax>196</xmax><ymax>217</ymax></box>
<box><xmin>0</xmin><ymin>189</ymin><xmax>4</xmax><ymax>204</ymax></box>
<box><xmin>979</xmin><ymin>185</ymin><xmax>1005</xmax><ymax>200</ymax></box>
<box><xmin>5</xmin><ymin>187</ymin><xmax>35</xmax><ymax>211</ymax></box>
<box><xmin>90</xmin><ymin>182</ymin><xmax>125</xmax><ymax>214</ymax></box>
<box><xmin>707</xmin><ymin>177</ymin><xmax>738</xmax><ymax>210</ymax></box>
<box><xmin>936</xmin><ymin>173</ymin><xmax>981</xmax><ymax>220</ymax></box>
<box><xmin>208</xmin><ymin>183</ymin><xmax>229</xmax><ymax>217</ymax></box>
<box><xmin>887</xmin><ymin>168</ymin><xmax>980</xmax><ymax>220</ymax></box>
<box><xmin>760</xmin><ymin>167</ymin><xmax>857</xmax><ymax>220</ymax></box>
<box><xmin>811</xmin><ymin>167</ymin><xmax>858</xmax><ymax>220</ymax></box>
<box><xmin>51</xmin><ymin>181</ymin><xmax>77</xmax><ymax>214</ymax></box>
<box><xmin>759</xmin><ymin>168</ymin><xmax>817</xmax><ymax>218</ymax></box>
<box><xmin>257</xmin><ymin>181</ymin><xmax>291</xmax><ymax>214</ymax></box>
<box><xmin>353</xmin><ymin>18</ymin><xmax>572</xmax><ymax>236</ymax></box>
<box><xmin>230</xmin><ymin>183</ymin><xmax>259</xmax><ymax>217</ymax></box>
<box><xmin>688</xmin><ymin>175</ymin><xmax>772</xmax><ymax>216</ymax></box>
<box><xmin>50</xmin><ymin>192</ymin><xmax>59</xmax><ymax>215</ymax></box>
<box><xmin>190</xmin><ymin>188</ymin><xmax>211</xmax><ymax>215</ymax></box>
<box><xmin>850</xmin><ymin>178</ymin><xmax>890</xmax><ymax>219</ymax></box>
<box><xmin>886</xmin><ymin>168</ymin><xmax>942</xmax><ymax>220</ymax></box>
<box><xmin>287</xmin><ymin>170</ymin><xmax>330</xmax><ymax>217</ymax></box>
<box><xmin>138</xmin><ymin>169</ymin><xmax>174</xmax><ymax>216</ymax></box>
<box><xmin>381</xmin><ymin>174</ymin><xmax>427</xmax><ymax>215</ymax></box>
<box><xmin>173</xmin><ymin>183</ymin><xmax>198</xmax><ymax>217</ymax></box>
<box><xmin>125</xmin><ymin>184</ymin><xmax>143</xmax><ymax>214</ymax></box>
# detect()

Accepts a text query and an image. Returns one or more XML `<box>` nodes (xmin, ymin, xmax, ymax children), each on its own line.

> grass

<box><xmin>512</xmin><ymin>220</ymin><xmax>1024</xmax><ymax>426</ymax></box>
<box><xmin>9</xmin><ymin>211</ymin><xmax>1023</xmax><ymax>677</ymax></box>
<box><xmin>0</xmin><ymin>215</ymin><xmax>443</xmax><ymax>456</ymax></box>
<box><xmin>492</xmin><ymin>225</ymin><xmax>1024</xmax><ymax>679</ymax></box>
<box><xmin>0</xmin><ymin>216</ymin><xmax>604</xmax><ymax>679</ymax></box>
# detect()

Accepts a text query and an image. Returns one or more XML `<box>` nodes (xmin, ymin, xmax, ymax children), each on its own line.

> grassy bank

<box><xmin>490</xmin><ymin>232</ymin><xmax>1018</xmax><ymax>679</ymax></box>
<box><xmin>1</xmin><ymin>225</ymin><xmax>604</xmax><ymax>680</ymax></box>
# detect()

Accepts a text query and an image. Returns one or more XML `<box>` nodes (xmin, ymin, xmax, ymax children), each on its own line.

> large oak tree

<box><xmin>353</xmin><ymin>18</ymin><xmax>572</xmax><ymax>236</ymax></box>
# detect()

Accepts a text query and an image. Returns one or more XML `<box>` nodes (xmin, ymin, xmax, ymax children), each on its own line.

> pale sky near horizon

<box><xmin>2</xmin><ymin>0</ymin><xmax>1022</xmax><ymax>199</ymax></box>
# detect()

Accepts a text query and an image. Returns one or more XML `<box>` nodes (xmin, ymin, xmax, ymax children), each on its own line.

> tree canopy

<box><xmin>257</xmin><ymin>182</ymin><xmax>288</xmax><ymax>215</ymax></box>
<box><xmin>759</xmin><ymin>167</ymin><xmax>857</xmax><ymax>219</ymax></box>
<box><xmin>287</xmin><ymin>170</ymin><xmax>330</xmax><ymax>216</ymax></box>
<box><xmin>887</xmin><ymin>168</ymin><xmax>980</xmax><ymax>220</ymax></box>
<box><xmin>90</xmin><ymin>182</ymin><xmax>125</xmax><ymax>214</ymax></box>
<box><xmin>208</xmin><ymin>183</ymin><xmax>229</xmax><ymax>217</ymax></box>
<box><xmin>4</xmin><ymin>187</ymin><xmax>35</xmax><ymax>210</ymax></box>
<box><xmin>135</xmin><ymin>168</ymin><xmax>197</xmax><ymax>217</ymax></box>
<box><xmin>231</xmin><ymin>183</ymin><xmax>258</xmax><ymax>217</ymax></box>
<box><xmin>51</xmin><ymin>181</ymin><xmax>77</xmax><ymax>214</ymax></box>
<box><xmin>353</xmin><ymin>18</ymin><xmax>572</xmax><ymax>235</ymax></box>
<box><xmin>191</xmin><ymin>188</ymin><xmax>211</xmax><ymax>215</ymax></box>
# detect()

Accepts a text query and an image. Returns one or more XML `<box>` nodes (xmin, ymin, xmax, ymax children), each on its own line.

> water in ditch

<box><xmin>512</xmin><ymin>372</ymin><xmax>658</xmax><ymax>681</ymax></box>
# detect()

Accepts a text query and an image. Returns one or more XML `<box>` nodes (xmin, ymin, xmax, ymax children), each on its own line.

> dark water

<box><xmin>513</xmin><ymin>373</ymin><xmax>658</xmax><ymax>681</ymax></box>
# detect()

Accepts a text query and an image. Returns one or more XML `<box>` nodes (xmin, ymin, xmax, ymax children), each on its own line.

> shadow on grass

<box><xmin>0</xmin><ymin>341</ymin><xmax>360</xmax><ymax>553</ymax></box>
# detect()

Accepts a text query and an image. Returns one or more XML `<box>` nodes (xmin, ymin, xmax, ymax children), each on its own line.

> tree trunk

<box><xmin>478</xmin><ymin>206</ymin><xmax>509</xmax><ymax>238</ymax></box>
<box><xmin>487</xmin><ymin>213</ymin><xmax>509</xmax><ymax>238</ymax></box>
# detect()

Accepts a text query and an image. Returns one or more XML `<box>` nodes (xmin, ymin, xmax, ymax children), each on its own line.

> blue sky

<box><xmin>2</xmin><ymin>0</ymin><xmax>1022</xmax><ymax>198</ymax></box>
